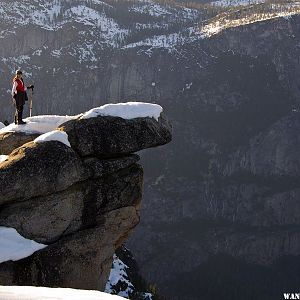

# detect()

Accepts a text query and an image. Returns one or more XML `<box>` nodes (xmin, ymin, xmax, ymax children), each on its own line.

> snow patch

<box><xmin>81</xmin><ymin>102</ymin><xmax>163</xmax><ymax>121</ymax></box>
<box><xmin>0</xmin><ymin>102</ymin><xmax>163</xmax><ymax>137</ymax></box>
<box><xmin>185</xmin><ymin>82</ymin><xmax>192</xmax><ymax>89</ymax></box>
<box><xmin>34</xmin><ymin>130</ymin><xmax>71</xmax><ymax>147</ymax></box>
<box><xmin>0</xmin><ymin>227</ymin><xmax>47</xmax><ymax>264</ymax></box>
<box><xmin>0</xmin><ymin>155</ymin><xmax>8</xmax><ymax>163</ymax></box>
<box><xmin>130</xmin><ymin>3</ymin><xmax>172</xmax><ymax>17</ymax></box>
<box><xmin>212</xmin><ymin>0</ymin><xmax>265</xmax><ymax>7</ymax></box>
<box><xmin>105</xmin><ymin>254</ymin><xmax>134</xmax><ymax>298</ymax></box>
<box><xmin>64</xmin><ymin>5</ymin><xmax>128</xmax><ymax>47</ymax></box>
<box><xmin>51</xmin><ymin>49</ymin><xmax>63</xmax><ymax>57</ymax></box>
<box><xmin>200</xmin><ymin>7</ymin><xmax>300</xmax><ymax>38</ymax></box>
<box><xmin>0</xmin><ymin>286</ymin><xmax>125</xmax><ymax>300</ymax></box>
<box><xmin>33</xmin><ymin>49</ymin><xmax>42</xmax><ymax>56</ymax></box>
<box><xmin>123</xmin><ymin>26</ymin><xmax>199</xmax><ymax>52</ymax></box>
<box><xmin>0</xmin><ymin>122</ymin><xmax>5</xmax><ymax>129</ymax></box>
<box><xmin>0</xmin><ymin>115</ymin><xmax>79</xmax><ymax>134</ymax></box>
<box><xmin>143</xmin><ymin>293</ymin><xmax>153</xmax><ymax>300</ymax></box>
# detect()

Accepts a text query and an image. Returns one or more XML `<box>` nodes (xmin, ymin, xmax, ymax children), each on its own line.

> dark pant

<box><xmin>14</xmin><ymin>103</ymin><xmax>23</xmax><ymax>124</ymax></box>
<box><xmin>14</xmin><ymin>91</ymin><xmax>26</xmax><ymax>124</ymax></box>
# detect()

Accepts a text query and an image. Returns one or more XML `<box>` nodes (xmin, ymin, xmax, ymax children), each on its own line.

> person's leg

<box><xmin>17</xmin><ymin>105</ymin><xmax>24</xmax><ymax>124</ymax></box>
<box><xmin>15</xmin><ymin>93</ymin><xmax>26</xmax><ymax>125</ymax></box>
<box><xmin>14</xmin><ymin>109</ymin><xmax>17</xmax><ymax>124</ymax></box>
<box><xmin>14</xmin><ymin>96</ymin><xmax>20</xmax><ymax>125</ymax></box>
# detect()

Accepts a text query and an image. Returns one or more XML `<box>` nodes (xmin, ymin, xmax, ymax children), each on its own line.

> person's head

<box><xmin>13</xmin><ymin>70</ymin><xmax>23</xmax><ymax>82</ymax></box>
<box><xmin>15</xmin><ymin>69</ymin><xmax>22</xmax><ymax>79</ymax></box>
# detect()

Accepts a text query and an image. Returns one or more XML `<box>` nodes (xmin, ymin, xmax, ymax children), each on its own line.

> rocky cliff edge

<box><xmin>0</xmin><ymin>102</ymin><xmax>172</xmax><ymax>290</ymax></box>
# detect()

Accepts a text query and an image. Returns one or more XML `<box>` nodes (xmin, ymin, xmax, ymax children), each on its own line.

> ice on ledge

<box><xmin>34</xmin><ymin>130</ymin><xmax>71</xmax><ymax>147</ymax></box>
<box><xmin>81</xmin><ymin>102</ymin><xmax>163</xmax><ymax>121</ymax></box>
<box><xmin>0</xmin><ymin>115</ymin><xmax>78</xmax><ymax>135</ymax></box>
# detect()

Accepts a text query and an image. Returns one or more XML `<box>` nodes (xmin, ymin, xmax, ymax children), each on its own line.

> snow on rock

<box><xmin>34</xmin><ymin>130</ymin><xmax>71</xmax><ymax>147</ymax></box>
<box><xmin>200</xmin><ymin>5</ymin><xmax>300</xmax><ymax>38</ymax></box>
<box><xmin>129</xmin><ymin>0</ymin><xmax>198</xmax><ymax>20</ymax></box>
<box><xmin>123</xmin><ymin>26</ymin><xmax>199</xmax><ymax>52</ymax></box>
<box><xmin>0</xmin><ymin>155</ymin><xmax>8</xmax><ymax>163</ymax></box>
<box><xmin>64</xmin><ymin>5</ymin><xmax>128</xmax><ymax>46</ymax></box>
<box><xmin>81</xmin><ymin>102</ymin><xmax>163</xmax><ymax>121</ymax></box>
<box><xmin>0</xmin><ymin>0</ymin><xmax>200</xmax><ymax>53</ymax></box>
<box><xmin>212</xmin><ymin>0</ymin><xmax>265</xmax><ymax>7</ymax></box>
<box><xmin>130</xmin><ymin>3</ymin><xmax>172</xmax><ymax>17</ymax></box>
<box><xmin>105</xmin><ymin>254</ymin><xmax>134</xmax><ymax>298</ymax></box>
<box><xmin>0</xmin><ymin>115</ymin><xmax>79</xmax><ymax>134</ymax></box>
<box><xmin>105</xmin><ymin>253</ymin><xmax>153</xmax><ymax>300</ymax></box>
<box><xmin>0</xmin><ymin>227</ymin><xmax>47</xmax><ymax>264</ymax></box>
<box><xmin>143</xmin><ymin>293</ymin><xmax>153</xmax><ymax>300</ymax></box>
<box><xmin>0</xmin><ymin>122</ymin><xmax>5</xmax><ymax>129</ymax></box>
<box><xmin>0</xmin><ymin>102</ymin><xmax>163</xmax><ymax>141</ymax></box>
<box><xmin>0</xmin><ymin>286</ymin><xmax>125</xmax><ymax>300</ymax></box>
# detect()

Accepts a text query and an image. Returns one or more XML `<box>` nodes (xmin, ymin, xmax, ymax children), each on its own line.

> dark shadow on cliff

<box><xmin>163</xmin><ymin>254</ymin><xmax>300</xmax><ymax>300</ymax></box>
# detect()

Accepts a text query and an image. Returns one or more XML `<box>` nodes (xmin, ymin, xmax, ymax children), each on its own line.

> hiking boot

<box><xmin>18</xmin><ymin>120</ymin><xmax>26</xmax><ymax>125</ymax></box>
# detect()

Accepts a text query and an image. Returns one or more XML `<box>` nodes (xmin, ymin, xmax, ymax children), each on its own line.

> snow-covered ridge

<box><xmin>0</xmin><ymin>0</ymin><xmax>201</xmax><ymax>54</ymax></box>
<box><xmin>130</xmin><ymin>2</ymin><xmax>172</xmax><ymax>17</ymax></box>
<box><xmin>200</xmin><ymin>2</ymin><xmax>300</xmax><ymax>38</ymax></box>
<box><xmin>0</xmin><ymin>227</ymin><xmax>47</xmax><ymax>264</ymax></box>
<box><xmin>0</xmin><ymin>0</ymin><xmax>127</xmax><ymax>46</ymax></box>
<box><xmin>212</xmin><ymin>0</ymin><xmax>265</xmax><ymax>7</ymax></box>
<box><xmin>0</xmin><ymin>286</ymin><xmax>125</xmax><ymax>300</ymax></box>
<box><xmin>0</xmin><ymin>0</ymin><xmax>297</xmax><ymax>57</ymax></box>
<box><xmin>130</xmin><ymin>0</ymin><xmax>198</xmax><ymax>19</ymax></box>
<box><xmin>119</xmin><ymin>1</ymin><xmax>300</xmax><ymax>51</ymax></box>
<box><xmin>123</xmin><ymin>26</ymin><xmax>199</xmax><ymax>53</ymax></box>
<box><xmin>0</xmin><ymin>0</ymin><xmax>116</xmax><ymax>31</ymax></box>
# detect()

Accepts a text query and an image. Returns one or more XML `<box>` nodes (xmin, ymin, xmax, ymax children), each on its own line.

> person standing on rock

<box><xmin>11</xmin><ymin>69</ymin><xmax>34</xmax><ymax>125</ymax></box>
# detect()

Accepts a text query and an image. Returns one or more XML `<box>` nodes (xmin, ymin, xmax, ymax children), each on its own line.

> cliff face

<box><xmin>125</xmin><ymin>16</ymin><xmax>300</xmax><ymax>300</ymax></box>
<box><xmin>0</xmin><ymin>109</ymin><xmax>172</xmax><ymax>290</ymax></box>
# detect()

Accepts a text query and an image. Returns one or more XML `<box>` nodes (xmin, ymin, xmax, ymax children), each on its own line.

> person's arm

<box><xmin>11</xmin><ymin>81</ymin><xmax>17</xmax><ymax>97</ymax></box>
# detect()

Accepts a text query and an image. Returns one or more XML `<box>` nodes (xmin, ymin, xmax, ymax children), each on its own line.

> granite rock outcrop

<box><xmin>0</xmin><ymin>110</ymin><xmax>172</xmax><ymax>290</ymax></box>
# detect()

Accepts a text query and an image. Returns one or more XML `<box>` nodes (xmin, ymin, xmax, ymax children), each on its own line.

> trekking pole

<box><xmin>29</xmin><ymin>87</ymin><xmax>34</xmax><ymax>117</ymax></box>
<box><xmin>11</xmin><ymin>96</ymin><xmax>16</xmax><ymax>124</ymax></box>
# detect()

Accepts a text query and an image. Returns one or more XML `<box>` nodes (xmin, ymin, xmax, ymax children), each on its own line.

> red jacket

<box><xmin>14</xmin><ymin>79</ymin><xmax>25</xmax><ymax>92</ymax></box>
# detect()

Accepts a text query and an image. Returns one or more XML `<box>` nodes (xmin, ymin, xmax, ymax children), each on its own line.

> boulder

<box><xmin>0</xmin><ymin>132</ymin><xmax>39</xmax><ymax>155</ymax></box>
<box><xmin>59</xmin><ymin>114</ymin><xmax>172</xmax><ymax>157</ymax></box>
<box><xmin>0</xmin><ymin>141</ymin><xmax>87</xmax><ymax>206</ymax></box>
<box><xmin>83</xmin><ymin>154</ymin><xmax>140</xmax><ymax>178</ymax></box>
<box><xmin>0</xmin><ymin>206</ymin><xmax>140</xmax><ymax>290</ymax></box>
<box><xmin>0</xmin><ymin>163</ymin><xmax>143</xmax><ymax>243</ymax></box>
<box><xmin>0</xmin><ymin>108</ymin><xmax>172</xmax><ymax>291</ymax></box>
